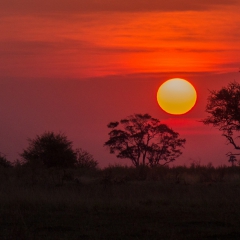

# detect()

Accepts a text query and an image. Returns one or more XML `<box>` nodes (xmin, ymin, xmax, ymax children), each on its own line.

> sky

<box><xmin>0</xmin><ymin>0</ymin><xmax>240</xmax><ymax>167</ymax></box>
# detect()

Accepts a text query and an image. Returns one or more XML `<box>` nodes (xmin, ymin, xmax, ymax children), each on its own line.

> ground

<box><xmin>0</xmin><ymin>165</ymin><xmax>240</xmax><ymax>239</ymax></box>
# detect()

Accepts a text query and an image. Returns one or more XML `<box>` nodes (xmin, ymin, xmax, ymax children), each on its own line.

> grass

<box><xmin>1</xmin><ymin>164</ymin><xmax>240</xmax><ymax>239</ymax></box>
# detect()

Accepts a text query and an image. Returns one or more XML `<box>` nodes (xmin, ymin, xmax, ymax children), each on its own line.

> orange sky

<box><xmin>0</xmin><ymin>0</ymin><xmax>240</xmax><ymax>167</ymax></box>
<box><xmin>1</xmin><ymin>0</ymin><xmax>240</xmax><ymax>78</ymax></box>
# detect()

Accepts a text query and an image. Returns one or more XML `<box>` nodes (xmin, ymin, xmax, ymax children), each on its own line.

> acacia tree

<box><xmin>21</xmin><ymin>131</ymin><xmax>77</xmax><ymax>168</ymax></box>
<box><xmin>104</xmin><ymin>113</ymin><xmax>186</xmax><ymax>167</ymax></box>
<box><xmin>202</xmin><ymin>81</ymin><xmax>240</xmax><ymax>158</ymax></box>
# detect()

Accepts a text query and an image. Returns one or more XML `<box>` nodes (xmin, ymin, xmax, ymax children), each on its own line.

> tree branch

<box><xmin>223</xmin><ymin>134</ymin><xmax>240</xmax><ymax>150</ymax></box>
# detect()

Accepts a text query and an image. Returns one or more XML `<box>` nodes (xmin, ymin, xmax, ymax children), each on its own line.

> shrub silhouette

<box><xmin>21</xmin><ymin>131</ymin><xmax>76</xmax><ymax>169</ymax></box>
<box><xmin>75</xmin><ymin>148</ymin><xmax>98</xmax><ymax>169</ymax></box>
<box><xmin>0</xmin><ymin>153</ymin><xmax>12</xmax><ymax>168</ymax></box>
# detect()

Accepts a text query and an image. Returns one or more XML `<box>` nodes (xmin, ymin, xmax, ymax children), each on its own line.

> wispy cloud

<box><xmin>1</xmin><ymin>0</ymin><xmax>239</xmax><ymax>78</ymax></box>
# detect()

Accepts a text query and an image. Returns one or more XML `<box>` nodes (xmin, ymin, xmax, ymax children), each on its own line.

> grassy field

<box><xmin>1</xmin><ymin>164</ymin><xmax>240</xmax><ymax>239</ymax></box>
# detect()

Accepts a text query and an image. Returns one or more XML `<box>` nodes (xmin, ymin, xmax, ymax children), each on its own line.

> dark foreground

<box><xmin>1</xmin><ymin>165</ymin><xmax>240</xmax><ymax>240</ymax></box>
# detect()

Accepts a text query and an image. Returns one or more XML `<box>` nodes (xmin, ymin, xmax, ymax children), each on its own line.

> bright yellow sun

<box><xmin>157</xmin><ymin>78</ymin><xmax>197</xmax><ymax>115</ymax></box>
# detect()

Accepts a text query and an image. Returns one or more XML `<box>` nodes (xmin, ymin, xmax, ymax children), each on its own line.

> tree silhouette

<box><xmin>21</xmin><ymin>131</ymin><xmax>76</xmax><ymax>168</ymax></box>
<box><xmin>104</xmin><ymin>113</ymin><xmax>186</xmax><ymax>167</ymax></box>
<box><xmin>202</xmin><ymin>81</ymin><xmax>240</xmax><ymax>157</ymax></box>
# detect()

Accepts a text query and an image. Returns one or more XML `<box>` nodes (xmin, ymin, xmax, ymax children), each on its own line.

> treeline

<box><xmin>0</xmin><ymin>128</ymin><xmax>240</xmax><ymax>190</ymax></box>
<box><xmin>1</xmin><ymin>159</ymin><xmax>240</xmax><ymax>188</ymax></box>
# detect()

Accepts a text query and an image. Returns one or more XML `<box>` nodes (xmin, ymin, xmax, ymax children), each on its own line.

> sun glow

<box><xmin>157</xmin><ymin>78</ymin><xmax>197</xmax><ymax>115</ymax></box>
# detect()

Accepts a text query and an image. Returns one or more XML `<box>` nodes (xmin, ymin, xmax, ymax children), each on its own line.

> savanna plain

<box><xmin>1</xmin><ymin>164</ymin><xmax>240</xmax><ymax>240</ymax></box>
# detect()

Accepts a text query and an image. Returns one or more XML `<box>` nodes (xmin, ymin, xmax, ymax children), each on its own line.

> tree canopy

<box><xmin>21</xmin><ymin>131</ymin><xmax>77</xmax><ymax>168</ymax></box>
<box><xmin>104</xmin><ymin>113</ymin><xmax>186</xmax><ymax>167</ymax></box>
<box><xmin>202</xmin><ymin>81</ymin><xmax>240</xmax><ymax>156</ymax></box>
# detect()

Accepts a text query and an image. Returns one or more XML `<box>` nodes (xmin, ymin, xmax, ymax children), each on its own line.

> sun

<box><xmin>157</xmin><ymin>78</ymin><xmax>197</xmax><ymax>115</ymax></box>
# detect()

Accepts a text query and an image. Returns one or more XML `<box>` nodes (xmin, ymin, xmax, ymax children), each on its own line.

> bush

<box><xmin>0</xmin><ymin>153</ymin><xmax>12</xmax><ymax>168</ymax></box>
<box><xmin>75</xmin><ymin>148</ymin><xmax>98</xmax><ymax>169</ymax></box>
<box><xmin>21</xmin><ymin>132</ymin><xmax>77</xmax><ymax>169</ymax></box>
